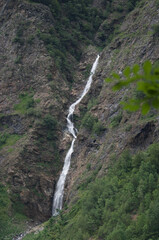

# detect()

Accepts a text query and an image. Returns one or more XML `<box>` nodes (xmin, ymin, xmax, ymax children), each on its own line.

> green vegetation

<box><xmin>28</xmin><ymin>0</ymin><xmax>141</xmax><ymax>81</ymax></box>
<box><xmin>86</xmin><ymin>163</ymin><xmax>91</xmax><ymax>171</ymax></box>
<box><xmin>81</xmin><ymin>112</ymin><xmax>105</xmax><ymax>135</ymax></box>
<box><xmin>14</xmin><ymin>55</ymin><xmax>22</xmax><ymax>64</ymax></box>
<box><xmin>110</xmin><ymin>111</ymin><xmax>123</xmax><ymax>128</ymax></box>
<box><xmin>39</xmin><ymin>114</ymin><xmax>60</xmax><ymax>168</ymax></box>
<box><xmin>106</xmin><ymin>60</ymin><xmax>159</xmax><ymax>114</ymax></box>
<box><xmin>81</xmin><ymin>112</ymin><xmax>96</xmax><ymax>131</ymax></box>
<box><xmin>153</xmin><ymin>24</ymin><xmax>159</xmax><ymax>36</ymax></box>
<box><xmin>30</xmin><ymin>0</ymin><xmax>104</xmax><ymax>81</ymax></box>
<box><xmin>13</xmin><ymin>21</ymin><xmax>30</xmax><ymax>45</ymax></box>
<box><xmin>96</xmin><ymin>0</ymin><xmax>141</xmax><ymax>46</ymax></box>
<box><xmin>139</xmin><ymin>110</ymin><xmax>157</xmax><ymax>124</ymax></box>
<box><xmin>47</xmin><ymin>73</ymin><xmax>53</xmax><ymax>82</ymax></box>
<box><xmin>26</xmin><ymin>108</ymin><xmax>42</xmax><ymax>117</ymax></box>
<box><xmin>125</xmin><ymin>124</ymin><xmax>132</xmax><ymax>132</ymax></box>
<box><xmin>82</xmin><ymin>64</ymin><xmax>92</xmax><ymax>79</ymax></box>
<box><xmin>87</xmin><ymin>98</ymin><xmax>98</xmax><ymax>111</ymax></box>
<box><xmin>27</xmin><ymin>35</ymin><xmax>35</xmax><ymax>44</ymax></box>
<box><xmin>0</xmin><ymin>133</ymin><xmax>22</xmax><ymax>149</ymax></box>
<box><xmin>42</xmin><ymin>114</ymin><xmax>58</xmax><ymax>141</ymax></box>
<box><xmin>0</xmin><ymin>184</ymin><xmax>27</xmax><ymax>240</ymax></box>
<box><xmin>14</xmin><ymin>92</ymin><xmax>35</xmax><ymax>114</ymax></box>
<box><xmin>23</xmin><ymin>143</ymin><xmax>159</xmax><ymax>240</ymax></box>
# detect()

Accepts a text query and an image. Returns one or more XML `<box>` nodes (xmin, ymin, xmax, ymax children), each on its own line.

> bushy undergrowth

<box><xmin>0</xmin><ymin>184</ymin><xmax>27</xmax><ymax>240</ymax></box>
<box><xmin>24</xmin><ymin>143</ymin><xmax>159</xmax><ymax>240</ymax></box>
<box><xmin>42</xmin><ymin>114</ymin><xmax>58</xmax><ymax>141</ymax></box>
<box><xmin>81</xmin><ymin>112</ymin><xmax>105</xmax><ymax>135</ymax></box>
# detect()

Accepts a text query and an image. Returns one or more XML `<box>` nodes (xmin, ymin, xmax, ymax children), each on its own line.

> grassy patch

<box><xmin>14</xmin><ymin>92</ymin><xmax>34</xmax><ymax>114</ymax></box>
<box><xmin>23</xmin><ymin>232</ymin><xmax>36</xmax><ymax>240</ymax></box>
<box><xmin>0</xmin><ymin>133</ymin><xmax>22</xmax><ymax>150</ymax></box>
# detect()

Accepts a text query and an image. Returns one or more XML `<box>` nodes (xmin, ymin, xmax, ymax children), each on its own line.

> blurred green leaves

<box><xmin>105</xmin><ymin>60</ymin><xmax>159</xmax><ymax>114</ymax></box>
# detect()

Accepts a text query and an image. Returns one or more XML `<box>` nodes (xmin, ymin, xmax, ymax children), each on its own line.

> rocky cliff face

<box><xmin>65</xmin><ymin>0</ymin><xmax>159</xmax><ymax>206</ymax></box>
<box><xmin>0</xmin><ymin>0</ymin><xmax>158</xmax><ymax>234</ymax></box>
<box><xmin>0</xmin><ymin>0</ymin><xmax>70</xmax><ymax>221</ymax></box>
<box><xmin>0</xmin><ymin>0</ymin><xmax>107</xmax><ymax>224</ymax></box>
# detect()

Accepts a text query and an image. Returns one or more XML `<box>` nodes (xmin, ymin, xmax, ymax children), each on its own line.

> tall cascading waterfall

<box><xmin>52</xmin><ymin>54</ymin><xmax>100</xmax><ymax>216</ymax></box>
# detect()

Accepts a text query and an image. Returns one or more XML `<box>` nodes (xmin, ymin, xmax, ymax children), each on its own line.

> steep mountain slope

<box><xmin>21</xmin><ymin>0</ymin><xmax>159</xmax><ymax>239</ymax></box>
<box><xmin>0</xmin><ymin>0</ymin><xmax>159</xmax><ymax>239</ymax></box>
<box><xmin>0</xmin><ymin>0</ymin><xmax>71</xmax><ymax>224</ymax></box>
<box><xmin>0</xmin><ymin>0</ymin><xmax>137</xmax><ymax>237</ymax></box>
<box><xmin>66</xmin><ymin>0</ymin><xmax>159</xmax><ymax>205</ymax></box>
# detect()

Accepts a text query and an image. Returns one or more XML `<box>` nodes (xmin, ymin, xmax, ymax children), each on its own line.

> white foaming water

<box><xmin>52</xmin><ymin>55</ymin><xmax>100</xmax><ymax>216</ymax></box>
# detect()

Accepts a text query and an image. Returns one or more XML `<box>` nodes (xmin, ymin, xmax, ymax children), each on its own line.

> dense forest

<box><xmin>23</xmin><ymin>143</ymin><xmax>159</xmax><ymax>240</ymax></box>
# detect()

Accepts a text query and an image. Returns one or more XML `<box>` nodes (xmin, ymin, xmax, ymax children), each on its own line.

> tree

<box><xmin>105</xmin><ymin>61</ymin><xmax>159</xmax><ymax>114</ymax></box>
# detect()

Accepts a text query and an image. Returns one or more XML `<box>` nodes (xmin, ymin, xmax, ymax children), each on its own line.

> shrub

<box><xmin>92</xmin><ymin>121</ymin><xmax>105</xmax><ymax>134</ymax></box>
<box><xmin>14</xmin><ymin>56</ymin><xmax>22</xmax><ymax>64</ymax></box>
<box><xmin>87</xmin><ymin>98</ymin><xmax>98</xmax><ymax>111</ymax></box>
<box><xmin>83</xmin><ymin>64</ymin><xmax>92</xmax><ymax>79</ymax></box>
<box><xmin>26</xmin><ymin>108</ymin><xmax>42</xmax><ymax>117</ymax></box>
<box><xmin>125</xmin><ymin>124</ymin><xmax>132</xmax><ymax>132</ymax></box>
<box><xmin>153</xmin><ymin>24</ymin><xmax>159</xmax><ymax>36</ymax></box>
<box><xmin>27</xmin><ymin>35</ymin><xmax>35</xmax><ymax>44</ymax></box>
<box><xmin>110</xmin><ymin>111</ymin><xmax>122</xmax><ymax>128</ymax></box>
<box><xmin>47</xmin><ymin>73</ymin><xmax>53</xmax><ymax>81</ymax></box>
<box><xmin>42</xmin><ymin>114</ymin><xmax>58</xmax><ymax>140</ymax></box>
<box><xmin>42</xmin><ymin>114</ymin><xmax>57</xmax><ymax>130</ymax></box>
<box><xmin>86</xmin><ymin>163</ymin><xmax>91</xmax><ymax>171</ymax></box>
<box><xmin>81</xmin><ymin>112</ymin><xmax>105</xmax><ymax>135</ymax></box>
<box><xmin>81</xmin><ymin>112</ymin><xmax>96</xmax><ymax>131</ymax></box>
<box><xmin>0</xmin><ymin>133</ymin><xmax>8</xmax><ymax>148</ymax></box>
<box><xmin>13</xmin><ymin>22</ymin><xmax>30</xmax><ymax>45</ymax></box>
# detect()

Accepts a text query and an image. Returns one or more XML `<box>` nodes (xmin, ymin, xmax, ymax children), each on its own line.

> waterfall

<box><xmin>52</xmin><ymin>54</ymin><xmax>100</xmax><ymax>216</ymax></box>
